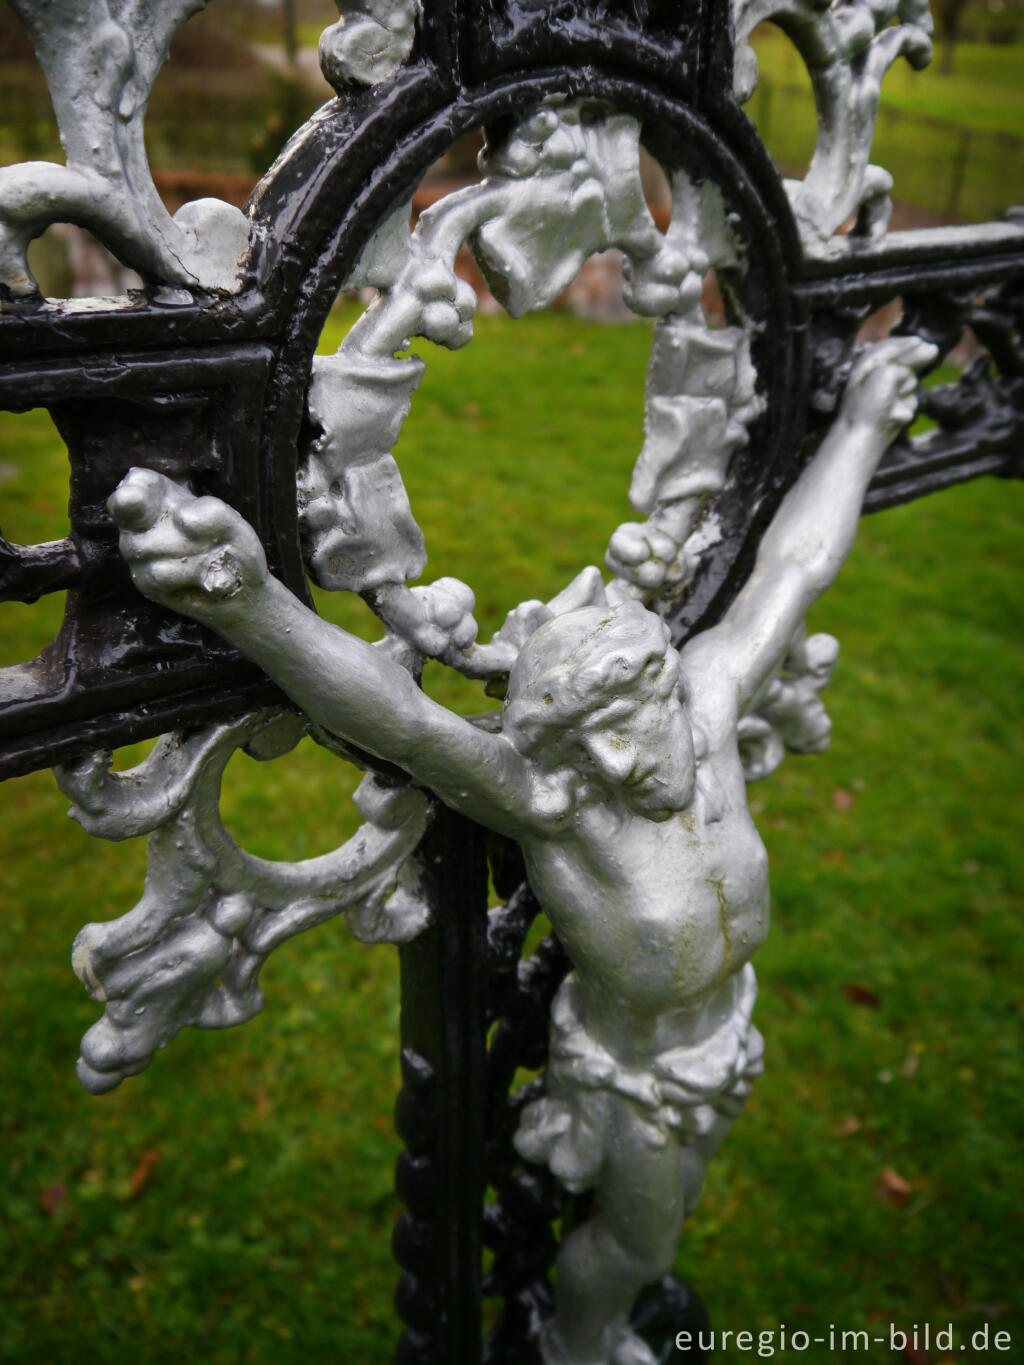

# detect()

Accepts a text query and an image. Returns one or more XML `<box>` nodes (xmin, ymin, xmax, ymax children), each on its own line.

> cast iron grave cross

<box><xmin>0</xmin><ymin>1</ymin><xmax>1021</xmax><ymax>1362</ymax></box>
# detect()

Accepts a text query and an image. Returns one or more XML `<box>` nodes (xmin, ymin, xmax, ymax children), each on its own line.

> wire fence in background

<box><xmin>746</xmin><ymin>77</ymin><xmax>1024</xmax><ymax>224</ymax></box>
<box><xmin>0</xmin><ymin>66</ymin><xmax>320</xmax><ymax>179</ymax></box>
<box><xmin>2</xmin><ymin>65</ymin><xmax>1021</xmax><ymax>227</ymax></box>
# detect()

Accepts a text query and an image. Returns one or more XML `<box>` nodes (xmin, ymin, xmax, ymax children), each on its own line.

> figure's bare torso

<box><xmin>521</xmin><ymin>725</ymin><xmax>769</xmax><ymax>1067</ymax></box>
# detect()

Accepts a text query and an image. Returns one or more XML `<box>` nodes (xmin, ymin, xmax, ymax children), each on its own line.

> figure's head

<box><xmin>503</xmin><ymin>600</ymin><xmax>695</xmax><ymax>819</ymax></box>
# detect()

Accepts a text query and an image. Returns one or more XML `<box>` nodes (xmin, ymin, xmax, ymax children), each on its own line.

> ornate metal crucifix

<box><xmin>1</xmin><ymin>1</ymin><xmax>1021</xmax><ymax>1362</ymax></box>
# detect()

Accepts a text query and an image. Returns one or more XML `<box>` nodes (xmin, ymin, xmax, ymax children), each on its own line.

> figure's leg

<box><xmin>678</xmin><ymin>1043</ymin><xmax>761</xmax><ymax>1216</ymax></box>
<box><xmin>543</xmin><ymin>1101</ymin><xmax>685</xmax><ymax>1365</ymax></box>
<box><xmin>678</xmin><ymin>1108</ymin><xmax>736</xmax><ymax>1218</ymax></box>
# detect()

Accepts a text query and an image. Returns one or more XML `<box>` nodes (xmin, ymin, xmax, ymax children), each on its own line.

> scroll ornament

<box><xmin>300</xmin><ymin>102</ymin><xmax>767</xmax><ymax>679</ymax></box>
<box><xmin>0</xmin><ymin>0</ymin><xmax>250</xmax><ymax>301</ymax></box>
<box><xmin>60</xmin><ymin>708</ymin><xmax>431</xmax><ymax>1094</ymax></box>
<box><xmin>732</xmin><ymin>0</ymin><xmax>934</xmax><ymax>249</ymax></box>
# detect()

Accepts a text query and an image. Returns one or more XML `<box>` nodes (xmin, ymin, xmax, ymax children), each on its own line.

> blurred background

<box><xmin>2</xmin><ymin>0</ymin><xmax>1023</xmax><ymax>300</ymax></box>
<box><xmin>0</xmin><ymin>4</ymin><xmax>1022</xmax><ymax>1363</ymax></box>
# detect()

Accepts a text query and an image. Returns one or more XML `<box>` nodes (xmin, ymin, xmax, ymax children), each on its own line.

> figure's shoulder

<box><xmin>677</xmin><ymin>616</ymin><xmax>733</xmax><ymax>675</ymax></box>
<box><xmin>678</xmin><ymin>639</ymin><xmax>739</xmax><ymax>748</ymax></box>
<box><xmin>515</xmin><ymin>764</ymin><xmax>586</xmax><ymax>840</ymax></box>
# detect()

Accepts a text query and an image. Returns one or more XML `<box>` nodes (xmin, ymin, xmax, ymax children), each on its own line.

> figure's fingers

<box><xmin>862</xmin><ymin>335</ymin><xmax>937</xmax><ymax>374</ymax></box>
<box><xmin>118</xmin><ymin>520</ymin><xmax>196</xmax><ymax>565</ymax></box>
<box><xmin>450</xmin><ymin>615</ymin><xmax>478</xmax><ymax>651</ymax></box>
<box><xmin>411</xmin><ymin>623</ymin><xmax>447</xmax><ymax>656</ymax></box>
<box><xmin>134</xmin><ymin>557</ymin><xmax>209</xmax><ymax>595</ymax></box>
<box><xmin>849</xmin><ymin>335</ymin><xmax>937</xmax><ymax>383</ymax></box>
<box><xmin>173</xmin><ymin>494</ymin><xmax>240</xmax><ymax>546</ymax></box>
<box><xmin>108</xmin><ymin>466</ymin><xmax>177</xmax><ymax>532</ymax></box>
<box><xmin>886</xmin><ymin>335</ymin><xmax>939</xmax><ymax>372</ymax></box>
<box><xmin>428</xmin><ymin>599</ymin><xmax>460</xmax><ymax>632</ymax></box>
<box><xmin>898</xmin><ymin>373</ymin><xmax>918</xmax><ymax>398</ymax></box>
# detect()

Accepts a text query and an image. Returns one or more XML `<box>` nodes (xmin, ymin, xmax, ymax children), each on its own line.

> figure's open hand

<box><xmin>840</xmin><ymin>335</ymin><xmax>938</xmax><ymax>439</ymax></box>
<box><xmin>108</xmin><ymin>468</ymin><xmax>268</xmax><ymax>621</ymax></box>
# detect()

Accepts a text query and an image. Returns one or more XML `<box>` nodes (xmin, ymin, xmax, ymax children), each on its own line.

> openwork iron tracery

<box><xmin>0</xmin><ymin>1</ymin><xmax>1021</xmax><ymax>1362</ymax></box>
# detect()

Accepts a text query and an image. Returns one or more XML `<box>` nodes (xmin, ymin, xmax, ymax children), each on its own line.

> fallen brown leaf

<box><xmin>128</xmin><ymin>1148</ymin><xmax>161</xmax><ymax>1199</ymax></box>
<box><xmin>771</xmin><ymin>982</ymin><xmax>799</xmax><ymax>1012</ymax></box>
<box><xmin>842</xmin><ymin>983</ymin><xmax>881</xmax><ymax>1009</ymax></box>
<box><xmin>938</xmin><ymin>1268</ymin><xmax>963</xmax><ymax>1308</ymax></box>
<box><xmin>39</xmin><ymin>1182</ymin><xmax>66</xmax><ymax>1217</ymax></box>
<box><xmin>831</xmin><ymin>1115</ymin><xmax>862</xmax><ymax>1137</ymax></box>
<box><xmin>877</xmin><ymin>1167</ymin><xmax>913</xmax><ymax>1205</ymax></box>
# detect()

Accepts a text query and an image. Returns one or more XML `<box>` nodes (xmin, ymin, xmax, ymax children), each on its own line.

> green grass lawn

<box><xmin>750</xmin><ymin>28</ymin><xmax>1024</xmax><ymax>139</ymax></box>
<box><xmin>747</xmin><ymin>30</ymin><xmax>1024</xmax><ymax>221</ymax></box>
<box><xmin>1</xmin><ymin>310</ymin><xmax>1022</xmax><ymax>1363</ymax></box>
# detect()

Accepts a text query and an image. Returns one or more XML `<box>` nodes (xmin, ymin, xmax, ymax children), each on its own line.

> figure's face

<box><xmin>571</xmin><ymin>651</ymin><xmax>696</xmax><ymax>819</ymax></box>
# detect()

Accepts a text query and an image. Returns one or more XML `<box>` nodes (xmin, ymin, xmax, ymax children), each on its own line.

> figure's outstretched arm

<box><xmin>682</xmin><ymin>337</ymin><xmax>936</xmax><ymax>714</ymax></box>
<box><xmin>108</xmin><ymin>469</ymin><xmax>539</xmax><ymax>839</ymax></box>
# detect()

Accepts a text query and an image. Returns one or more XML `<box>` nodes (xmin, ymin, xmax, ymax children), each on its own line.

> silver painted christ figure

<box><xmin>107</xmin><ymin>328</ymin><xmax>932</xmax><ymax>1365</ymax></box>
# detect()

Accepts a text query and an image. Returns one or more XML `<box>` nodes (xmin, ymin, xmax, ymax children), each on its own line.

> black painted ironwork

<box><xmin>1</xmin><ymin>1</ymin><xmax>1022</xmax><ymax>1361</ymax></box>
